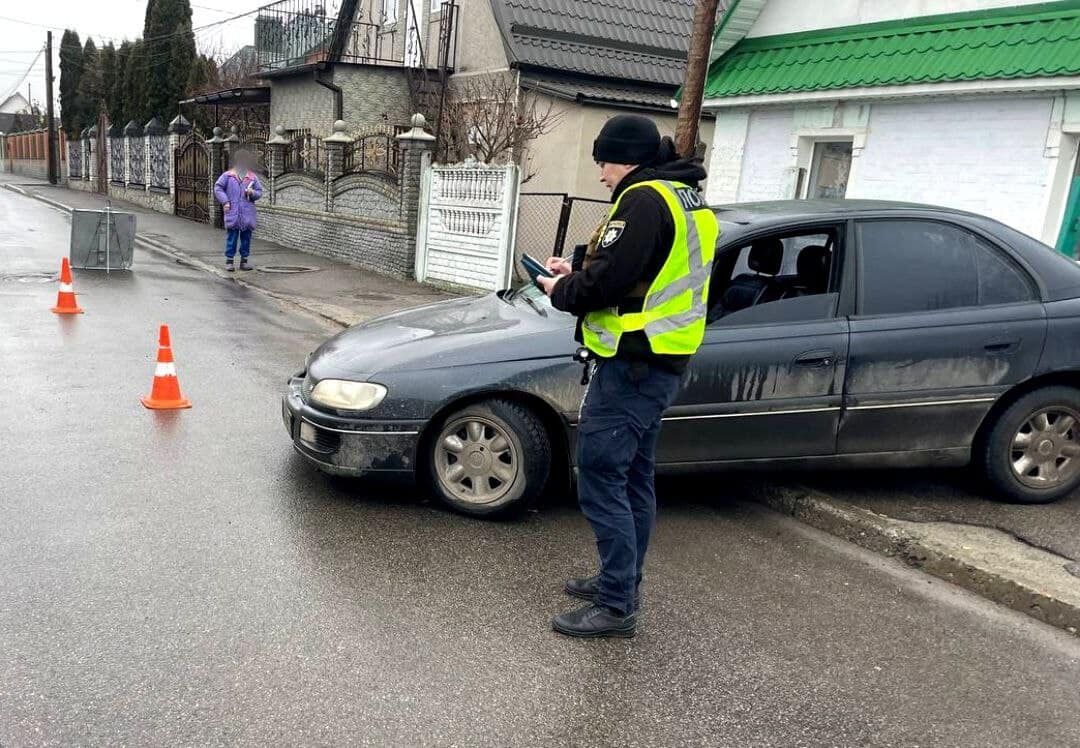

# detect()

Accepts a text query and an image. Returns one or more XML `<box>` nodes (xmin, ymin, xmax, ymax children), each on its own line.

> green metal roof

<box><xmin>704</xmin><ymin>1</ymin><xmax>1080</xmax><ymax>100</ymax></box>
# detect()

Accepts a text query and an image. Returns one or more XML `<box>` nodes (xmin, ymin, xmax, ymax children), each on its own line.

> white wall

<box><xmin>734</xmin><ymin>109</ymin><xmax>794</xmax><ymax>201</ymax></box>
<box><xmin>708</xmin><ymin>95</ymin><xmax>1060</xmax><ymax>240</ymax></box>
<box><xmin>748</xmin><ymin>0</ymin><xmax>1047</xmax><ymax>38</ymax></box>
<box><xmin>851</xmin><ymin>97</ymin><xmax>1055</xmax><ymax>239</ymax></box>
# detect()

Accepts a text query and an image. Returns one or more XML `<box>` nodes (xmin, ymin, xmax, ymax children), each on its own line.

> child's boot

<box><xmin>226</xmin><ymin>258</ymin><xmax>235</xmax><ymax>272</ymax></box>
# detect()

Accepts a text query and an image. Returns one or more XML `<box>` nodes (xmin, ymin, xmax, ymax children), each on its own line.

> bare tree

<box><xmin>438</xmin><ymin>73</ymin><xmax>563</xmax><ymax>182</ymax></box>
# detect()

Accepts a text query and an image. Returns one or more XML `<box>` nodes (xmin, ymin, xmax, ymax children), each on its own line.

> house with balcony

<box><xmin>252</xmin><ymin>0</ymin><xmax>714</xmax><ymax>199</ymax></box>
<box><xmin>701</xmin><ymin>0</ymin><xmax>1080</xmax><ymax>256</ymax></box>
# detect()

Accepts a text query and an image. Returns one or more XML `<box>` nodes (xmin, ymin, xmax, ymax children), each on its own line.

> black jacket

<box><xmin>549</xmin><ymin>156</ymin><xmax>708</xmax><ymax>373</ymax></box>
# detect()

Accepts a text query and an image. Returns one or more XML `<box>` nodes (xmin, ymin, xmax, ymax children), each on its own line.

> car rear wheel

<box><xmin>428</xmin><ymin>399</ymin><xmax>551</xmax><ymax>517</ymax></box>
<box><xmin>982</xmin><ymin>386</ymin><xmax>1080</xmax><ymax>504</ymax></box>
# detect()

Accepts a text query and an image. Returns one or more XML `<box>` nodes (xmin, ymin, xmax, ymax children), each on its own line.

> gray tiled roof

<box><xmin>491</xmin><ymin>0</ymin><xmax>693</xmax><ymax>88</ymax></box>
<box><xmin>520</xmin><ymin>73</ymin><xmax>676</xmax><ymax>109</ymax></box>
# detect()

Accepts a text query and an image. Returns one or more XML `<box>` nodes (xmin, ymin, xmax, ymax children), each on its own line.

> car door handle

<box><xmin>984</xmin><ymin>339</ymin><xmax>1020</xmax><ymax>355</ymax></box>
<box><xmin>794</xmin><ymin>350</ymin><xmax>836</xmax><ymax>367</ymax></box>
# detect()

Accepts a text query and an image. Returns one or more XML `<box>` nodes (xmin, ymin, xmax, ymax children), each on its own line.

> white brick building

<box><xmin>702</xmin><ymin>0</ymin><xmax>1080</xmax><ymax>256</ymax></box>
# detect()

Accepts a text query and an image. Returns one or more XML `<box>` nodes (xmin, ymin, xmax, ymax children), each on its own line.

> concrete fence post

<box><xmin>207</xmin><ymin>126</ymin><xmax>226</xmax><ymax>229</ymax></box>
<box><xmin>324</xmin><ymin>119</ymin><xmax>351</xmax><ymax>212</ymax></box>
<box><xmin>86</xmin><ymin>125</ymin><xmax>97</xmax><ymax>185</ymax></box>
<box><xmin>397</xmin><ymin>114</ymin><xmax>437</xmax><ymax>257</ymax></box>
<box><xmin>266</xmin><ymin>124</ymin><xmax>289</xmax><ymax>206</ymax></box>
<box><xmin>223</xmin><ymin>124</ymin><xmax>240</xmax><ymax>169</ymax></box>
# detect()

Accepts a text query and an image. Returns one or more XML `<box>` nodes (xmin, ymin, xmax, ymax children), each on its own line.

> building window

<box><xmin>382</xmin><ymin>0</ymin><xmax>398</xmax><ymax>23</ymax></box>
<box><xmin>431</xmin><ymin>0</ymin><xmax>444</xmax><ymax>12</ymax></box>
<box><xmin>807</xmin><ymin>140</ymin><xmax>852</xmax><ymax>199</ymax></box>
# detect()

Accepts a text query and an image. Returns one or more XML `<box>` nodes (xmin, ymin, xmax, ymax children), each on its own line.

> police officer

<box><xmin>537</xmin><ymin>114</ymin><xmax>719</xmax><ymax>638</ymax></box>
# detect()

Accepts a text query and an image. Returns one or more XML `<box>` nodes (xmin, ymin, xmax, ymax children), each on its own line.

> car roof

<box><xmin>710</xmin><ymin>199</ymin><xmax>1080</xmax><ymax>301</ymax></box>
<box><xmin>711</xmin><ymin>198</ymin><xmax>988</xmax><ymax>226</ymax></box>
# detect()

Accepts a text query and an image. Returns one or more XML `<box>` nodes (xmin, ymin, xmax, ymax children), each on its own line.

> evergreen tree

<box><xmin>125</xmin><ymin>40</ymin><xmax>149</xmax><ymax>125</ymax></box>
<box><xmin>58</xmin><ymin>29</ymin><xmax>83</xmax><ymax>136</ymax></box>
<box><xmin>76</xmin><ymin>38</ymin><xmax>101</xmax><ymax>131</ymax></box>
<box><xmin>110</xmin><ymin>42</ymin><xmax>132</xmax><ymax>127</ymax></box>
<box><xmin>144</xmin><ymin>0</ymin><xmax>195</xmax><ymax>121</ymax></box>
<box><xmin>144</xmin><ymin>0</ymin><xmax>158</xmax><ymax>36</ymax></box>
<box><xmin>98</xmin><ymin>43</ymin><xmax>117</xmax><ymax>125</ymax></box>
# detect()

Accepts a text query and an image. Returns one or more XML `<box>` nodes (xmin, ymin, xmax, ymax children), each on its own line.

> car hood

<box><xmin>307</xmin><ymin>292</ymin><xmax>576</xmax><ymax>381</ymax></box>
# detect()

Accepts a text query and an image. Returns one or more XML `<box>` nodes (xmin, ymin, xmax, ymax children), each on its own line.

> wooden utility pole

<box><xmin>45</xmin><ymin>30</ymin><xmax>57</xmax><ymax>185</ymax></box>
<box><xmin>674</xmin><ymin>0</ymin><xmax>721</xmax><ymax>158</ymax></box>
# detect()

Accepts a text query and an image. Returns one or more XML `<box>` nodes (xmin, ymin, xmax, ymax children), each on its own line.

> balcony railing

<box><xmin>255</xmin><ymin>0</ymin><xmax>405</xmax><ymax>71</ymax></box>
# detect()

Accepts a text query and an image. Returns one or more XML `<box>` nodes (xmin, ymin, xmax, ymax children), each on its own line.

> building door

<box><xmin>806</xmin><ymin>141</ymin><xmax>852</xmax><ymax>199</ymax></box>
<box><xmin>174</xmin><ymin>134</ymin><xmax>210</xmax><ymax>223</ymax></box>
<box><xmin>1056</xmin><ymin>149</ymin><xmax>1080</xmax><ymax>259</ymax></box>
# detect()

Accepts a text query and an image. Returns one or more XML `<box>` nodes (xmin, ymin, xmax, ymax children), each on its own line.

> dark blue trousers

<box><xmin>225</xmin><ymin>228</ymin><xmax>252</xmax><ymax>259</ymax></box>
<box><xmin>576</xmin><ymin>358</ymin><xmax>683</xmax><ymax>616</ymax></box>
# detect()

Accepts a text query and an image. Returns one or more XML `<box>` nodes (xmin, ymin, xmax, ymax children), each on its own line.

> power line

<box><xmin>0</xmin><ymin>5</ymin><xmax>266</xmax><ymax>49</ymax></box>
<box><xmin>0</xmin><ymin>45</ymin><xmax>44</xmax><ymax>102</ymax></box>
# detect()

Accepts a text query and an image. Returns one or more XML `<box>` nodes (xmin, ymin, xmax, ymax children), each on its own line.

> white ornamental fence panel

<box><xmin>415</xmin><ymin>162</ymin><xmax>519</xmax><ymax>291</ymax></box>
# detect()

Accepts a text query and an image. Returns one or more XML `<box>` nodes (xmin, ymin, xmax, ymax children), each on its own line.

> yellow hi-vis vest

<box><xmin>582</xmin><ymin>180</ymin><xmax>719</xmax><ymax>358</ymax></box>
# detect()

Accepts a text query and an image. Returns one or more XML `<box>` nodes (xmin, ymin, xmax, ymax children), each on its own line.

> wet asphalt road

<box><xmin>3</xmin><ymin>187</ymin><xmax>1080</xmax><ymax>746</ymax></box>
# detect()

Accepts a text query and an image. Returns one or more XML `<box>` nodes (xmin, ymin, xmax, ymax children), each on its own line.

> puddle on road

<box><xmin>1</xmin><ymin>271</ymin><xmax>56</xmax><ymax>283</ymax></box>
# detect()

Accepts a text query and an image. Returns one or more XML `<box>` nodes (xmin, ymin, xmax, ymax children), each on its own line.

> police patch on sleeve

<box><xmin>600</xmin><ymin>220</ymin><xmax>626</xmax><ymax>247</ymax></box>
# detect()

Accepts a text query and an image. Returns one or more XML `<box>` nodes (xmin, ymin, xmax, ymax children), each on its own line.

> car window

<box><xmin>857</xmin><ymin>220</ymin><xmax>1036</xmax><ymax>315</ymax></box>
<box><xmin>709</xmin><ymin>228</ymin><xmax>839</xmax><ymax>327</ymax></box>
<box><xmin>970</xmin><ymin>232</ymin><xmax>1038</xmax><ymax>305</ymax></box>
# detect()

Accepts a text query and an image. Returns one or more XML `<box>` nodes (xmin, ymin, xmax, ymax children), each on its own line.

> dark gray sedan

<box><xmin>283</xmin><ymin>200</ymin><xmax>1080</xmax><ymax>516</ymax></box>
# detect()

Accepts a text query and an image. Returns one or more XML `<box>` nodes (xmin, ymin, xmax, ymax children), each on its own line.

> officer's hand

<box><xmin>537</xmin><ymin>274</ymin><xmax>562</xmax><ymax>296</ymax></box>
<box><xmin>545</xmin><ymin>257</ymin><xmax>572</xmax><ymax>276</ymax></box>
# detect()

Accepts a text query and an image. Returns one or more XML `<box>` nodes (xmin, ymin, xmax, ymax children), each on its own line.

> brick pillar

<box><xmin>397</xmin><ymin>114</ymin><xmax>437</xmax><ymax>265</ymax></box>
<box><xmin>266</xmin><ymin>124</ymin><xmax>289</xmax><ymax>206</ymax></box>
<box><xmin>207</xmin><ymin>126</ymin><xmax>226</xmax><ymax>229</ymax></box>
<box><xmin>324</xmin><ymin>119</ymin><xmax>351</xmax><ymax>212</ymax></box>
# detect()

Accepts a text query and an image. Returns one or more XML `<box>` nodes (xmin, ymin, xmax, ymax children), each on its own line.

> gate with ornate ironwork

<box><xmin>174</xmin><ymin>134</ymin><xmax>210</xmax><ymax>222</ymax></box>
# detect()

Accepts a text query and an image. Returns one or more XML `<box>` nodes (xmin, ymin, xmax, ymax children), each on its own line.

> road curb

<box><xmin>755</xmin><ymin>484</ymin><xmax>1080</xmax><ymax>636</ymax></box>
<box><xmin>4</xmin><ymin>183</ymin><xmax>350</xmax><ymax>330</ymax></box>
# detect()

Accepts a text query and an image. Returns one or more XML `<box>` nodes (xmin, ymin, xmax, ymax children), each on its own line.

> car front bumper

<box><xmin>282</xmin><ymin>378</ymin><xmax>422</xmax><ymax>477</ymax></box>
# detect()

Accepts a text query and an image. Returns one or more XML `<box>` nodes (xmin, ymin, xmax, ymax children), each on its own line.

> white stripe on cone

<box><xmin>59</xmin><ymin>283</ymin><xmax>74</xmax><ymax>293</ymax></box>
<box><xmin>154</xmin><ymin>362</ymin><xmax>178</xmax><ymax>377</ymax></box>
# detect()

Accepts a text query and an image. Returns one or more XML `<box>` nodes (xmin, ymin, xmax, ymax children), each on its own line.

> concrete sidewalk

<box><xmin>1</xmin><ymin>175</ymin><xmax>453</xmax><ymax>327</ymax></box>
<box><xmin>754</xmin><ymin>473</ymin><xmax>1080</xmax><ymax>636</ymax></box>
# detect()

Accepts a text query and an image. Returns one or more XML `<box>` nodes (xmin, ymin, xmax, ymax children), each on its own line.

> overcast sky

<box><xmin>0</xmin><ymin>0</ymin><xmax>270</xmax><ymax>112</ymax></box>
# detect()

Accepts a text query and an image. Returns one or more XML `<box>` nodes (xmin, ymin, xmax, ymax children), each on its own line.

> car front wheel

<box><xmin>982</xmin><ymin>386</ymin><xmax>1080</xmax><ymax>504</ymax></box>
<box><xmin>428</xmin><ymin>399</ymin><xmax>551</xmax><ymax>517</ymax></box>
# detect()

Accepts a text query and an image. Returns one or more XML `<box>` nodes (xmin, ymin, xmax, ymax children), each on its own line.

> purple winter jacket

<box><xmin>213</xmin><ymin>169</ymin><xmax>263</xmax><ymax>231</ymax></box>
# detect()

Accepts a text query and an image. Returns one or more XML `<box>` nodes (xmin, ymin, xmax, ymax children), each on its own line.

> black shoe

<box><xmin>225</xmin><ymin>259</ymin><xmax>235</xmax><ymax>272</ymax></box>
<box><xmin>552</xmin><ymin>603</ymin><xmax>635</xmax><ymax>639</ymax></box>
<box><xmin>564</xmin><ymin>574</ymin><xmax>641</xmax><ymax>608</ymax></box>
<box><xmin>239</xmin><ymin>259</ymin><xmax>252</xmax><ymax>271</ymax></box>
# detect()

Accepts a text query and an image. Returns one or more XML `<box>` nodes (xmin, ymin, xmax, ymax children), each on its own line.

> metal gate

<box><xmin>174</xmin><ymin>134</ymin><xmax>210</xmax><ymax>223</ymax></box>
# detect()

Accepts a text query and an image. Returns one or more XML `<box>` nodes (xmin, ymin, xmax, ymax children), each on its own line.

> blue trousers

<box><xmin>225</xmin><ymin>228</ymin><xmax>252</xmax><ymax>259</ymax></box>
<box><xmin>576</xmin><ymin>358</ymin><xmax>683</xmax><ymax>616</ymax></box>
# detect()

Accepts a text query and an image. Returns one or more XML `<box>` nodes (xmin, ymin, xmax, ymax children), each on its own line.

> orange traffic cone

<box><xmin>51</xmin><ymin>257</ymin><xmax>84</xmax><ymax>314</ymax></box>
<box><xmin>141</xmin><ymin>325</ymin><xmax>192</xmax><ymax>410</ymax></box>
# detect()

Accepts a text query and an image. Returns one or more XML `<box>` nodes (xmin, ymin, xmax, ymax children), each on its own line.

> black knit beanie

<box><xmin>592</xmin><ymin>114</ymin><xmax>661</xmax><ymax>165</ymax></box>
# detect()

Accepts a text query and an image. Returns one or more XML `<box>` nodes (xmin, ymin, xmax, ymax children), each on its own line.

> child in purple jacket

<box><xmin>213</xmin><ymin>150</ymin><xmax>263</xmax><ymax>271</ymax></box>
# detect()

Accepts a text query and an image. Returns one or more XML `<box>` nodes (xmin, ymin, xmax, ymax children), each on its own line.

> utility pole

<box><xmin>45</xmin><ymin>30</ymin><xmax>57</xmax><ymax>185</ymax></box>
<box><xmin>674</xmin><ymin>0</ymin><xmax>721</xmax><ymax>158</ymax></box>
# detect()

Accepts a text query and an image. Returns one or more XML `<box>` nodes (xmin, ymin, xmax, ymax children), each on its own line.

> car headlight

<box><xmin>309</xmin><ymin>380</ymin><xmax>387</xmax><ymax>411</ymax></box>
